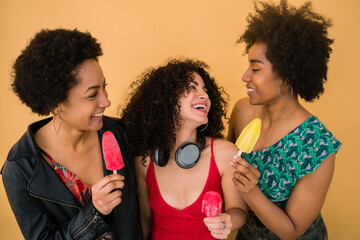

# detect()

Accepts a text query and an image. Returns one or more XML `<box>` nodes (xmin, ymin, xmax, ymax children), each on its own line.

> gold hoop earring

<box><xmin>53</xmin><ymin>112</ymin><xmax>62</xmax><ymax>135</ymax></box>
<box><xmin>278</xmin><ymin>85</ymin><xmax>293</xmax><ymax>98</ymax></box>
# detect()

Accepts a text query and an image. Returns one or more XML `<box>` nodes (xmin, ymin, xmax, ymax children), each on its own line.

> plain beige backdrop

<box><xmin>1</xmin><ymin>0</ymin><xmax>359</xmax><ymax>239</ymax></box>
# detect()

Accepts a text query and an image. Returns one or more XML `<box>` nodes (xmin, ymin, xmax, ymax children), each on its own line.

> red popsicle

<box><xmin>202</xmin><ymin>191</ymin><xmax>222</xmax><ymax>217</ymax></box>
<box><xmin>102</xmin><ymin>131</ymin><xmax>124</xmax><ymax>174</ymax></box>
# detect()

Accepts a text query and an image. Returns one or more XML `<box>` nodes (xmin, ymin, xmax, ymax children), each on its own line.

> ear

<box><xmin>52</xmin><ymin>105</ymin><xmax>62</xmax><ymax>114</ymax></box>
<box><xmin>282</xmin><ymin>80</ymin><xmax>290</xmax><ymax>87</ymax></box>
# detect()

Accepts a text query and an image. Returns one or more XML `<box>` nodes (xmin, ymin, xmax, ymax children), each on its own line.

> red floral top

<box><xmin>42</xmin><ymin>151</ymin><xmax>114</xmax><ymax>240</ymax></box>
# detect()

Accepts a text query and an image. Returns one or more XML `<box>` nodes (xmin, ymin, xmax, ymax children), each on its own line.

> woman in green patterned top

<box><xmin>227</xmin><ymin>1</ymin><xmax>342</xmax><ymax>239</ymax></box>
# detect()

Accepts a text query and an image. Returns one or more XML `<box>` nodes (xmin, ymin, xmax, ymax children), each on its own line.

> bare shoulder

<box><xmin>233</xmin><ymin>98</ymin><xmax>259</xmax><ymax>122</ymax></box>
<box><xmin>233</xmin><ymin>97</ymin><xmax>252</xmax><ymax>110</ymax></box>
<box><xmin>213</xmin><ymin>138</ymin><xmax>238</xmax><ymax>151</ymax></box>
<box><xmin>212</xmin><ymin>138</ymin><xmax>238</xmax><ymax>168</ymax></box>
<box><xmin>228</xmin><ymin>98</ymin><xmax>260</xmax><ymax>141</ymax></box>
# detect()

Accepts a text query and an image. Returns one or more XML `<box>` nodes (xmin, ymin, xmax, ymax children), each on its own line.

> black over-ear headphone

<box><xmin>153</xmin><ymin>134</ymin><xmax>206</xmax><ymax>169</ymax></box>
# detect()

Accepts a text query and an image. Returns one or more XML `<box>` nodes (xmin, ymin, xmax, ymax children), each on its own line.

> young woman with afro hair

<box><xmin>121</xmin><ymin>59</ymin><xmax>247</xmax><ymax>239</ymax></box>
<box><xmin>1</xmin><ymin>29</ymin><xmax>142</xmax><ymax>240</ymax></box>
<box><xmin>228</xmin><ymin>1</ymin><xmax>342</xmax><ymax>239</ymax></box>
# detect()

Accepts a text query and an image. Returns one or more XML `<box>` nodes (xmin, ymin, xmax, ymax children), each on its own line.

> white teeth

<box><xmin>193</xmin><ymin>104</ymin><xmax>207</xmax><ymax>111</ymax></box>
<box><xmin>92</xmin><ymin>112</ymin><xmax>103</xmax><ymax>118</ymax></box>
<box><xmin>247</xmin><ymin>88</ymin><xmax>255</xmax><ymax>92</ymax></box>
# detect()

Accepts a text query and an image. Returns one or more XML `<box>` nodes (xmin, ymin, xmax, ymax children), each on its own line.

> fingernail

<box><xmin>229</xmin><ymin>161</ymin><xmax>233</xmax><ymax>166</ymax></box>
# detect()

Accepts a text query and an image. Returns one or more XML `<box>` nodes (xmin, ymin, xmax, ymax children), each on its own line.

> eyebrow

<box><xmin>84</xmin><ymin>78</ymin><xmax>106</xmax><ymax>94</ymax></box>
<box><xmin>190</xmin><ymin>80</ymin><xmax>208</xmax><ymax>90</ymax></box>
<box><xmin>190</xmin><ymin>80</ymin><xmax>199</xmax><ymax>86</ymax></box>
<box><xmin>84</xmin><ymin>85</ymin><xmax>100</xmax><ymax>94</ymax></box>
<box><xmin>250</xmin><ymin>59</ymin><xmax>265</xmax><ymax>64</ymax></box>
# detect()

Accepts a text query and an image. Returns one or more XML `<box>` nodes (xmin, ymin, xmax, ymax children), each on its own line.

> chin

<box><xmin>200</xmin><ymin>118</ymin><xmax>209</xmax><ymax>125</ymax></box>
<box><xmin>249</xmin><ymin>98</ymin><xmax>263</xmax><ymax>106</ymax></box>
<box><xmin>248</xmin><ymin>99</ymin><xmax>257</xmax><ymax>105</ymax></box>
<box><xmin>90</xmin><ymin>121</ymin><xmax>104</xmax><ymax>131</ymax></box>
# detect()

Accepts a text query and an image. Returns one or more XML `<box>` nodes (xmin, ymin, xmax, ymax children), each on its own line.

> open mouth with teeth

<box><xmin>247</xmin><ymin>88</ymin><xmax>255</xmax><ymax>93</ymax></box>
<box><xmin>91</xmin><ymin>112</ymin><xmax>103</xmax><ymax>120</ymax></box>
<box><xmin>192</xmin><ymin>104</ymin><xmax>207</xmax><ymax>113</ymax></box>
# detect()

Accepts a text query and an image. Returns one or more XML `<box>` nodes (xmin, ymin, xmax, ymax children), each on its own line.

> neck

<box><xmin>261</xmin><ymin>96</ymin><xmax>307</xmax><ymax>128</ymax></box>
<box><xmin>169</xmin><ymin>125</ymin><xmax>198</xmax><ymax>158</ymax></box>
<box><xmin>48</xmin><ymin>123</ymin><xmax>96</xmax><ymax>151</ymax></box>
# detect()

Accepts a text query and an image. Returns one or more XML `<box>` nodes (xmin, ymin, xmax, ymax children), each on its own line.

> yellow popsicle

<box><xmin>235</xmin><ymin>118</ymin><xmax>261</xmax><ymax>156</ymax></box>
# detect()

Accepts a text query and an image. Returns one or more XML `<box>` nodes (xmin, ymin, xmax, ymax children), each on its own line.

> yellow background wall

<box><xmin>0</xmin><ymin>0</ymin><xmax>359</xmax><ymax>239</ymax></box>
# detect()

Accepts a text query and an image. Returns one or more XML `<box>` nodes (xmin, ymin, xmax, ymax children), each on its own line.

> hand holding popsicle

<box><xmin>92</xmin><ymin>131</ymin><xmax>126</xmax><ymax>215</ymax></box>
<box><xmin>232</xmin><ymin>118</ymin><xmax>261</xmax><ymax>193</ymax></box>
<box><xmin>102</xmin><ymin>131</ymin><xmax>125</xmax><ymax>174</ymax></box>
<box><xmin>202</xmin><ymin>191</ymin><xmax>231</xmax><ymax>239</ymax></box>
<box><xmin>91</xmin><ymin>174</ymin><xmax>125</xmax><ymax>215</ymax></box>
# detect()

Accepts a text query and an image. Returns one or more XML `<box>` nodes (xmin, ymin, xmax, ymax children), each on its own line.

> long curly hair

<box><xmin>120</xmin><ymin>58</ymin><xmax>229</xmax><ymax>158</ymax></box>
<box><xmin>12</xmin><ymin>28</ymin><xmax>103</xmax><ymax>115</ymax></box>
<box><xmin>237</xmin><ymin>0</ymin><xmax>333</xmax><ymax>101</ymax></box>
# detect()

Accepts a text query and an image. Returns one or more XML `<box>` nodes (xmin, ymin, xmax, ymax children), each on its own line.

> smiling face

<box><xmin>178</xmin><ymin>72</ymin><xmax>211</xmax><ymax>128</ymax></box>
<box><xmin>242</xmin><ymin>43</ymin><xmax>283</xmax><ymax>105</ymax></box>
<box><xmin>55</xmin><ymin>59</ymin><xmax>111</xmax><ymax>133</ymax></box>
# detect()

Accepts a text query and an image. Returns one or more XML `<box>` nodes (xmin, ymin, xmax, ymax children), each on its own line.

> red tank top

<box><xmin>146</xmin><ymin>138</ymin><xmax>224</xmax><ymax>240</ymax></box>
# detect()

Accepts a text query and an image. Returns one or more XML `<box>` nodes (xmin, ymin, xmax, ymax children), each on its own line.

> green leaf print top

<box><xmin>242</xmin><ymin>116</ymin><xmax>342</xmax><ymax>206</ymax></box>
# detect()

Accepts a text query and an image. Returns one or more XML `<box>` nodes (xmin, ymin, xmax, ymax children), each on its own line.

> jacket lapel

<box><xmin>27</xmin><ymin>157</ymin><xmax>80</xmax><ymax>208</ymax></box>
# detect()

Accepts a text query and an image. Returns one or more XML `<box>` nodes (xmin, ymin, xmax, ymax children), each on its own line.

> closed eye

<box><xmin>88</xmin><ymin>91</ymin><xmax>98</xmax><ymax>98</ymax></box>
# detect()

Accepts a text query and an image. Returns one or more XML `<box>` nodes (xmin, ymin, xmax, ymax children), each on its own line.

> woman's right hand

<box><xmin>91</xmin><ymin>174</ymin><xmax>124</xmax><ymax>215</ymax></box>
<box><xmin>203</xmin><ymin>213</ymin><xmax>232</xmax><ymax>239</ymax></box>
<box><xmin>231</xmin><ymin>155</ymin><xmax>260</xmax><ymax>194</ymax></box>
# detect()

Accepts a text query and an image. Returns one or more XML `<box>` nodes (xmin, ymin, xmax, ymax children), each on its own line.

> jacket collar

<box><xmin>23</xmin><ymin>118</ymin><xmax>81</xmax><ymax>207</ymax></box>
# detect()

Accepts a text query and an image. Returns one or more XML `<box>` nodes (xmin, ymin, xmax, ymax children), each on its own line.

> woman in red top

<box><xmin>121</xmin><ymin>59</ymin><xmax>247</xmax><ymax>239</ymax></box>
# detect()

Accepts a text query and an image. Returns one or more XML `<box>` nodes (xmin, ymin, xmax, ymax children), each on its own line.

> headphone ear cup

<box><xmin>154</xmin><ymin>148</ymin><xmax>169</xmax><ymax>167</ymax></box>
<box><xmin>175</xmin><ymin>143</ymin><xmax>201</xmax><ymax>169</ymax></box>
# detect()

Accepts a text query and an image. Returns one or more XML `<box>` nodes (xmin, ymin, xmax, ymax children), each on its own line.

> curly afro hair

<box><xmin>237</xmin><ymin>0</ymin><xmax>333</xmax><ymax>101</ymax></box>
<box><xmin>12</xmin><ymin>28</ymin><xmax>103</xmax><ymax>115</ymax></box>
<box><xmin>120</xmin><ymin>58</ymin><xmax>229</xmax><ymax>158</ymax></box>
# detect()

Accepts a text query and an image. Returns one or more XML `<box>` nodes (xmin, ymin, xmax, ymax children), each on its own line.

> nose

<box><xmin>100</xmin><ymin>90</ymin><xmax>111</xmax><ymax>108</ymax></box>
<box><xmin>242</xmin><ymin>68</ymin><xmax>251</xmax><ymax>83</ymax></box>
<box><xmin>198</xmin><ymin>88</ymin><xmax>209</xmax><ymax>100</ymax></box>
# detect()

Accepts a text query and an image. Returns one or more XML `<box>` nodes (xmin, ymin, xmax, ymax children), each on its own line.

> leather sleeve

<box><xmin>2</xmin><ymin>160</ymin><xmax>111</xmax><ymax>240</ymax></box>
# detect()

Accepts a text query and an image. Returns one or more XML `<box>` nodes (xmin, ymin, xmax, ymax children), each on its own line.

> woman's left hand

<box><xmin>231</xmin><ymin>155</ymin><xmax>261</xmax><ymax>194</ymax></box>
<box><xmin>203</xmin><ymin>212</ymin><xmax>232</xmax><ymax>239</ymax></box>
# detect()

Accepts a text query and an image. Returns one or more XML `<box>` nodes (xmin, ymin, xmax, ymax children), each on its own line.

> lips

<box><xmin>192</xmin><ymin>103</ymin><xmax>207</xmax><ymax>113</ymax></box>
<box><xmin>247</xmin><ymin>87</ymin><xmax>255</xmax><ymax>92</ymax></box>
<box><xmin>91</xmin><ymin>112</ymin><xmax>103</xmax><ymax>120</ymax></box>
<box><xmin>247</xmin><ymin>87</ymin><xmax>255</xmax><ymax>94</ymax></box>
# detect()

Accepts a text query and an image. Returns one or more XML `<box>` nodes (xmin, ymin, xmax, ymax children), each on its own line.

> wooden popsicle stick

<box><xmin>236</xmin><ymin>149</ymin><xmax>243</xmax><ymax>157</ymax></box>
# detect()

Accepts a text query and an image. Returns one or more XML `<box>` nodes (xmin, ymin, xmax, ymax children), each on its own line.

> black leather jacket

<box><xmin>1</xmin><ymin>116</ymin><xmax>143</xmax><ymax>240</ymax></box>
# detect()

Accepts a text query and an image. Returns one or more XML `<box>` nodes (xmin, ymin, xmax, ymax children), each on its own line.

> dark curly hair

<box><xmin>12</xmin><ymin>28</ymin><xmax>103</xmax><ymax>115</ymax></box>
<box><xmin>237</xmin><ymin>0</ymin><xmax>333</xmax><ymax>101</ymax></box>
<box><xmin>120</xmin><ymin>58</ymin><xmax>229</xmax><ymax>158</ymax></box>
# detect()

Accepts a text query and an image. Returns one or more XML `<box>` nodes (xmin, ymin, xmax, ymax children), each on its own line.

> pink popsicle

<box><xmin>102</xmin><ymin>131</ymin><xmax>125</xmax><ymax>174</ymax></box>
<box><xmin>202</xmin><ymin>191</ymin><xmax>222</xmax><ymax>217</ymax></box>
